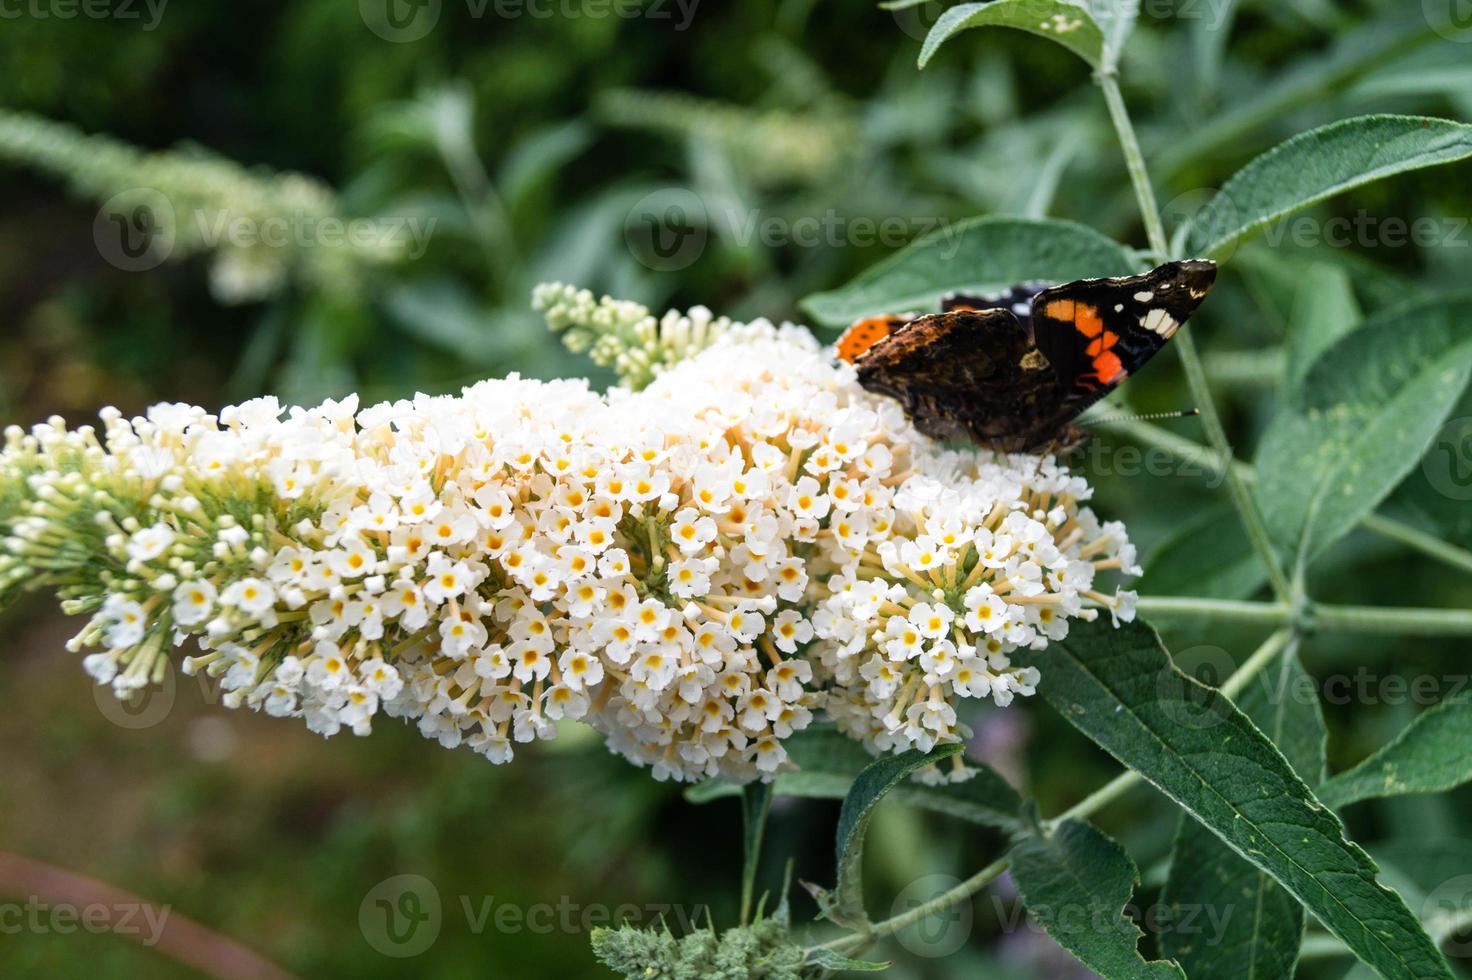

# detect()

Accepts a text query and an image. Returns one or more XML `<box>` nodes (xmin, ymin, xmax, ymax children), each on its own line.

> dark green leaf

<box><xmin>1320</xmin><ymin>694</ymin><xmax>1472</xmax><ymax>808</ymax></box>
<box><xmin>1022</xmin><ymin>619</ymin><xmax>1452</xmax><ymax>980</ymax></box>
<box><xmin>686</xmin><ymin>726</ymin><xmax>1024</xmax><ymax>833</ymax></box>
<box><xmin>1387</xmin><ymin>381</ymin><xmax>1472</xmax><ymax>552</ymax></box>
<box><xmin>800</xmin><ymin>217</ymin><xmax>1135</xmax><ymax>327</ymax></box>
<box><xmin>1255</xmin><ymin>294</ymin><xmax>1472</xmax><ymax>571</ymax></box>
<box><xmin>1186</xmin><ymin>115</ymin><xmax>1472</xmax><ymax>257</ymax></box>
<box><xmin>919</xmin><ymin>1</ymin><xmax>1106</xmax><ymax>70</ymax></box>
<box><xmin>499</xmin><ymin>121</ymin><xmax>595</xmax><ymax>212</ymax></box>
<box><xmin>1011</xmin><ymin>819</ymin><xmax>1185</xmax><ymax>979</ymax></box>
<box><xmin>1161</xmin><ymin>649</ymin><xmax>1328</xmax><ymax>980</ymax></box>
<box><xmin>831</xmin><ymin>744</ymin><xmax>962</xmax><ymax>927</ymax></box>
<box><xmin>1136</xmin><ymin>505</ymin><xmax>1267</xmax><ymax>601</ymax></box>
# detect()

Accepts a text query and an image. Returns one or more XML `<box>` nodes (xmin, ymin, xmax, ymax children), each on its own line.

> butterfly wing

<box><xmin>835</xmin><ymin>314</ymin><xmax>915</xmax><ymax>363</ymax></box>
<box><xmin>942</xmin><ymin>282</ymin><xmax>1050</xmax><ymax>328</ymax></box>
<box><xmin>852</xmin><ymin>307</ymin><xmax>1058</xmax><ymax>449</ymax></box>
<box><xmin>1029</xmin><ymin>259</ymin><xmax>1217</xmax><ymax>419</ymax></box>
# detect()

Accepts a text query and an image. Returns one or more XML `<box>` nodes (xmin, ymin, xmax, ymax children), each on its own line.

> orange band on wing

<box><xmin>1043</xmin><ymin>299</ymin><xmax>1105</xmax><ymax>338</ymax></box>
<box><xmin>836</xmin><ymin>316</ymin><xmax>897</xmax><ymax>363</ymax></box>
<box><xmin>1091</xmin><ymin>351</ymin><xmax>1125</xmax><ymax>385</ymax></box>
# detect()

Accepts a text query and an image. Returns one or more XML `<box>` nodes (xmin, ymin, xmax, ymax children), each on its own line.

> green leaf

<box><xmin>740</xmin><ymin>781</ymin><xmax>774</xmax><ymax>926</ymax></box>
<box><xmin>1010</xmin><ymin>819</ymin><xmax>1185</xmax><ymax>979</ymax></box>
<box><xmin>1286</xmin><ymin>262</ymin><xmax>1362</xmax><ymax>390</ymax></box>
<box><xmin>800</xmin><ymin>217</ymin><xmax>1135</xmax><ymax>328</ymax></box>
<box><xmin>831</xmin><ymin>744</ymin><xmax>962</xmax><ymax>928</ymax></box>
<box><xmin>1186</xmin><ymin>115</ymin><xmax>1472</xmax><ymax>257</ymax></box>
<box><xmin>499</xmin><ymin>121</ymin><xmax>595</xmax><ymax>212</ymax></box>
<box><xmin>803</xmin><ymin>947</ymin><xmax>892</xmax><ymax>972</ymax></box>
<box><xmin>918</xmin><ymin>1</ymin><xmax>1106</xmax><ymax>70</ymax></box>
<box><xmin>1255</xmin><ymin>293</ymin><xmax>1472</xmax><ymax>571</ymax></box>
<box><xmin>1161</xmin><ymin>649</ymin><xmax>1328</xmax><ymax>980</ymax></box>
<box><xmin>685</xmin><ymin>727</ymin><xmax>1024</xmax><ymax>833</ymax></box>
<box><xmin>1319</xmin><ymin>694</ymin><xmax>1472</xmax><ymax>809</ymax></box>
<box><xmin>1021</xmin><ymin>619</ymin><xmax>1452</xmax><ymax>980</ymax></box>
<box><xmin>1136</xmin><ymin>505</ymin><xmax>1267</xmax><ymax>601</ymax></box>
<box><xmin>1387</xmin><ymin>381</ymin><xmax>1472</xmax><ymax>553</ymax></box>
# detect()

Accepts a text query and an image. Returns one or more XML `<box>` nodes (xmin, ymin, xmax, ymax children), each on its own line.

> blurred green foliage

<box><xmin>2</xmin><ymin>0</ymin><xmax>1471</xmax><ymax>977</ymax></box>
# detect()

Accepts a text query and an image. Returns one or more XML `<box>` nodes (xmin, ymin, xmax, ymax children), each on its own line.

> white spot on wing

<box><xmin>1114</xmin><ymin>304</ymin><xmax>1124</xmax><ymax>312</ymax></box>
<box><xmin>1141</xmin><ymin>308</ymin><xmax>1178</xmax><ymax>338</ymax></box>
<box><xmin>1134</xmin><ymin>291</ymin><xmax>1154</xmax><ymax>302</ymax></box>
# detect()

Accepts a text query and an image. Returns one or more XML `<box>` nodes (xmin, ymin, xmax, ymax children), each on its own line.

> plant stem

<box><xmin>1316</xmin><ymin>604</ymin><xmax>1472</xmax><ymax>637</ymax></box>
<box><xmin>1361</xmin><ymin>513</ymin><xmax>1472</xmax><ymax>577</ymax></box>
<box><xmin>1097</xmin><ymin>73</ymin><xmax>1168</xmax><ymax>258</ymax></box>
<box><xmin>1095</xmin><ymin>72</ymin><xmax>1293</xmax><ymax>603</ymax></box>
<box><xmin>1135</xmin><ymin>596</ymin><xmax>1290</xmax><ymax>626</ymax></box>
<box><xmin>1136</xmin><ymin>595</ymin><xmax>1472</xmax><ymax>637</ymax></box>
<box><xmin>816</xmin><ymin>630</ymin><xmax>1295</xmax><ymax>956</ymax></box>
<box><xmin>1220</xmin><ymin>629</ymin><xmax>1296</xmax><ymax>699</ymax></box>
<box><xmin>817</xmin><ymin>854</ymin><xmax>1013</xmax><ymax>957</ymax></box>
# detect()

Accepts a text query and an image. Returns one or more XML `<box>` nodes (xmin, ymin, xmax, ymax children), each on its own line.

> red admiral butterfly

<box><xmin>836</xmin><ymin>260</ymin><xmax>1217</xmax><ymax>453</ymax></box>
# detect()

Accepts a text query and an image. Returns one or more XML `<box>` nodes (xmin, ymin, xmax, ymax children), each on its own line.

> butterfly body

<box><xmin>836</xmin><ymin>260</ymin><xmax>1217</xmax><ymax>453</ymax></box>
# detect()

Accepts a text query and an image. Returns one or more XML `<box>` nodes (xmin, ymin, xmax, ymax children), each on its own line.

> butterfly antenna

<box><xmin>1083</xmin><ymin>408</ymin><xmax>1200</xmax><ymax>426</ymax></box>
<box><xmin>1031</xmin><ymin>436</ymin><xmax>1063</xmax><ymax>478</ymax></box>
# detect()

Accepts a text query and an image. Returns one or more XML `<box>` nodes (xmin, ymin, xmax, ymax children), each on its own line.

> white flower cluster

<box><xmin>0</xmin><ymin>314</ymin><xmax>1137</xmax><ymax>784</ymax></box>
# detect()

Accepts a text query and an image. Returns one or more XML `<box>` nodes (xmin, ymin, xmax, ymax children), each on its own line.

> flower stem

<box><xmin>1095</xmin><ymin>71</ymin><xmax>1293</xmax><ymax>603</ymax></box>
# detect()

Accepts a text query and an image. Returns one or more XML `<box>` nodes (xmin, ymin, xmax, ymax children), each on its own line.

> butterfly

<box><xmin>835</xmin><ymin>259</ymin><xmax>1217</xmax><ymax>453</ymax></box>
